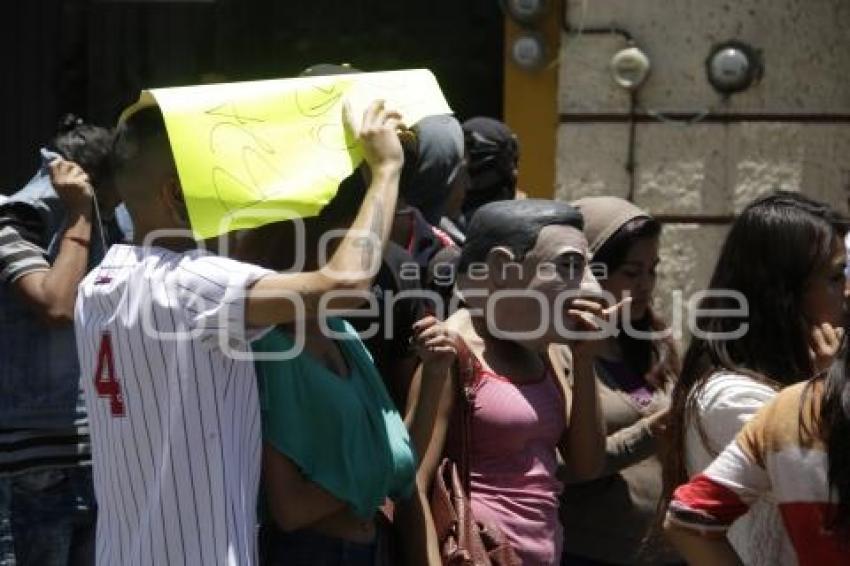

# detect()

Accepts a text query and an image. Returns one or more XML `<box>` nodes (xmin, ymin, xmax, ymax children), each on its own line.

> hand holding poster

<box><xmin>120</xmin><ymin>69</ymin><xmax>452</xmax><ymax>239</ymax></box>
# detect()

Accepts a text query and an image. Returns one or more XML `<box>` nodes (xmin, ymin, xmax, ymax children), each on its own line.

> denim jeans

<box><xmin>0</xmin><ymin>467</ymin><xmax>96</xmax><ymax>566</ymax></box>
<box><xmin>260</xmin><ymin>524</ymin><xmax>376</xmax><ymax>566</ymax></box>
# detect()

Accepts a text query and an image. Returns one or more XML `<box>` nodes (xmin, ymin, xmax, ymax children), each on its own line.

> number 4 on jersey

<box><xmin>94</xmin><ymin>333</ymin><xmax>125</xmax><ymax>417</ymax></box>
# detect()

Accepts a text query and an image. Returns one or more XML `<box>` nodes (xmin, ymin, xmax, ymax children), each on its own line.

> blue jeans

<box><xmin>261</xmin><ymin>524</ymin><xmax>376</xmax><ymax>566</ymax></box>
<box><xmin>0</xmin><ymin>467</ymin><xmax>96</xmax><ymax>566</ymax></box>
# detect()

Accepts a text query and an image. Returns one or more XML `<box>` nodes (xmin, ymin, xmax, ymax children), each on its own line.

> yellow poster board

<box><xmin>120</xmin><ymin>69</ymin><xmax>452</xmax><ymax>239</ymax></box>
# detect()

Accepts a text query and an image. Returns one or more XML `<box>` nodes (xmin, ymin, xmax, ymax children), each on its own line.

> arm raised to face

<box><xmin>246</xmin><ymin>100</ymin><xmax>405</xmax><ymax>327</ymax></box>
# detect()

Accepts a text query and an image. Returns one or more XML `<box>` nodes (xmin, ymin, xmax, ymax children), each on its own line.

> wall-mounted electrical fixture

<box><xmin>610</xmin><ymin>46</ymin><xmax>651</xmax><ymax>90</ymax></box>
<box><xmin>503</xmin><ymin>0</ymin><xmax>548</xmax><ymax>26</ymax></box>
<box><xmin>511</xmin><ymin>33</ymin><xmax>547</xmax><ymax>71</ymax></box>
<box><xmin>706</xmin><ymin>41</ymin><xmax>763</xmax><ymax>95</ymax></box>
<box><xmin>502</xmin><ymin>0</ymin><xmax>550</xmax><ymax>72</ymax></box>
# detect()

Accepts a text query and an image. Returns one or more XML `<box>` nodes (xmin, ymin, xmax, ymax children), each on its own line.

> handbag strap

<box><xmin>451</xmin><ymin>335</ymin><xmax>478</xmax><ymax>493</ymax></box>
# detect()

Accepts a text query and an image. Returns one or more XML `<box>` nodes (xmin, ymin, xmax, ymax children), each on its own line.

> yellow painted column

<box><xmin>503</xmin><ymin>0</ymin><xmax>562</xmax><ymax>199</ymax></box>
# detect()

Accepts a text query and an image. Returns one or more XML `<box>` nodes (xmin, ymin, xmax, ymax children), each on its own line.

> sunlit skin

<box><xmin>802</xmin><ymin>235</ymin><xmax>848</xmax><ymax>329</ymax></box>
<box><xmin>598</xmin><ymin>236</ymin><xmax>660</xmax><ymax>322</ymax></box>
<box><xmin>802</xmin><ymin>235</ymin><xmax>848</xmax><ymax>374</ymax></box>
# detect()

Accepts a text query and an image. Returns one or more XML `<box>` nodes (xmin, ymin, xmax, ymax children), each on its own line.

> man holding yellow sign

<box><xmin>120</xmin><ymin>69</ymin><xmax>451</xmax><ymax>239</ymax></box>
<box><xmin>73</xmin><ymin>75</ymin><xmax>429</xmax><ymax>563</ymax></box>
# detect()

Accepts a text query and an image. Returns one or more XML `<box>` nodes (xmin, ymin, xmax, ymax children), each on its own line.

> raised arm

<box><xmin>560</xmin><ymin>406</ymin><xmax>663</xmax><ymax>483</ymax></box>
<box><xmin>9</xmin><ymin>159</ymin><xmax>94</xmax><ymax>326</ymax></box>
<box><xmin>550</xmin><ymin>343</ymin><xmax>606</xmax><ymax>481</ymax></box>
<box><xmin>397</xmin><ymin>316</ymin><xmax>458</xmax><ymax>566</ymax></box>
<box><xmin>599</xmin><ymin>408</ymin><xmax>667</xmax><ymax>475</ymax></box>
<box><xmin>554</xmin><ymin>298</ymin><xmax>631</xmax><ymax>480</ymax></box>
<box><xmin>246</xmin><ymin>100</ymin><xmax>404</xmax><ymax>327</ymax></box>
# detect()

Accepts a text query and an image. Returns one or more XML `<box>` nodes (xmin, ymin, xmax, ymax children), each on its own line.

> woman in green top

<box><xmin>238</xmin><ymin>216</ymin><xmax>417</xmax><ymax>566</ymax></box>
<box><xmin>254</xmin><ymin>317</ymin><xmax>416</xmax><ymax>565</ymax></box>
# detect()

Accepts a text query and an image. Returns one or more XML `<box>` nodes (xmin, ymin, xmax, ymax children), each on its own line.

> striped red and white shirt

<box><xmin>75</xmin><ymin>244</ymin><xmax>272</xmax><ymax>566</ymax></box>
<box><xmin>668</xmin><ymin>381</ymin><xmax>848</xmax><ymax>565</ymax></box>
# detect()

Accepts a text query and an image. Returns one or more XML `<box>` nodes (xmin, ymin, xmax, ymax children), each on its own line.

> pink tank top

<box><xmin>449</xmin><ymin>356</ymin><xmax>567</xmax><ymax>565</ymax></box>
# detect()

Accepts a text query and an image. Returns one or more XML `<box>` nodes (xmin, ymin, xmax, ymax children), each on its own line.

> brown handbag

<box><xmin>428</xmin><ymin>337</ymin><xmax>521</xmax><ymax>566</ymax></box>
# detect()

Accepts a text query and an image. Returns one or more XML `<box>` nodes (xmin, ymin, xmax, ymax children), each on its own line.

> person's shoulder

<box><xmin>78</xmin><ymin>244</ymin><xmax>140</xmax><ymax>284</ymax></box>
<box><xmin>696</xmin><ymin>370</ymin><xmax>777</xmax><ymax>409</ymax></box>
<box><xmin>767</xmin><ymin>381</ymin><xmax>809</xmax><ymax>413</ymax></box>
<box><xmin>3</xmin><ymin>168</ymin><xmax>54</xmax><ymax>205</ymax></box>
<box><xmin>0</xmin><ymin>224</ymin><xmax>38</xmax><ymax>252</ymax></box>
<box><xmin>752</xmin><ymin>381</ymin><xmax>809</xmax><ymax>435</ymax></box>
<box><xmin>326</xmin><ymin>317</ymin><xmax>375</xmax><ymax>364</ymax></box>
<box><xmin>383</xmin><ymin>240</ymin><xmax>414</xmax><ymax>266</ymax></box>
<box><xmin>737</xmin><ymin>381</ymin><xmax>816</xmax><ymax>458</ymax></box>
<box><xmin>0</xmin><ymin>197</ymin><xmax>48</xmax><ymax>245</ymax></box>
<box><xmin>0</xmin><ymin>225</ymin><xmax>48</xmax><ymax>282</ymax></box>
<box><xmin>177</xmin><ymin>250</ymin><xmax>272</xmax><ymax>280</ymax></box>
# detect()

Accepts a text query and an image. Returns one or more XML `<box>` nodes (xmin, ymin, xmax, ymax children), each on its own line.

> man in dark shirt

<box><xmin>0</xmin><ymin>118</ymin><xmax>122</xmax><ymax>566</ymax></box>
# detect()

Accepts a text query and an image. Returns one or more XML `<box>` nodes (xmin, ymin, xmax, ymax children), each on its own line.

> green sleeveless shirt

<box><xmin>254</xmin><ymin>318</ymin><xmax>416</xmax><ymax>519</ymax></box>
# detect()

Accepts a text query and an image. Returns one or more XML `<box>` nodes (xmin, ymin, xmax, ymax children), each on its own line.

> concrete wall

<box><xmin>554</xmin><ymin>0</ymin><xmax>850</xmax><ymax>333</ymax></box>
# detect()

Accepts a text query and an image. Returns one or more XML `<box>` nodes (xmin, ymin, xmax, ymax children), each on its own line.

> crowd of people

<box><xmin>1</xmin><ymin>75</ymin><xmax>849</xmax><ymax>566</ymax></box>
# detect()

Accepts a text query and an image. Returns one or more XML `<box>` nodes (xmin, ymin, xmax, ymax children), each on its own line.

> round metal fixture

<box><xmin>610</xmin><ymin>46</ymin><xmax>651</xmax><ymax>90</ymax></box>
<box><xmin>511</xmin><ymin>33</ymin><xmax>546</xmax><ymax>71</ymax></box>
<box><xmin>503</xmin><ymin>0</ymin><xmax>548</xmax><ymax>25</ymax></box>
<box><xmin>706</xmin><ymin>41</ymin><xmax>762</xmax><ymax>94</ymax></box>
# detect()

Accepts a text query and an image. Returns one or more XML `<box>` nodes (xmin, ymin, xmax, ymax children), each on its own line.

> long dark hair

<box><xmin>658</xmin><ymin>191</ymin><xmax>847</xmax><ymax>521</ymax></box>
<box><xmin>593</xmin><ymin>216</ymin><xmax>679</xmax><ymax>387</ymax></box>
<box><xmin>818</xmin><ymin>354</ymin><xmax>850</xmax><ymax>536</ymax></box>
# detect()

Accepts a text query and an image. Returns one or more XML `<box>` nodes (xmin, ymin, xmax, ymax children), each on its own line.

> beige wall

<box><xmin>554</xmin><ymin>0</ymin><xmax>850</xmax><ymax>334</ymax></box>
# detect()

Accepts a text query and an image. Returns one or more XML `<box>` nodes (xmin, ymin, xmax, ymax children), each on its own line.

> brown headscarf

<box><xmin>570</xmin><ymin>196</ymin><xmax>678</xmax><ymax>392</ymax></box>
<box><xmin>571</xmin><ymin>196</ymin><xmax>650</xmax><ymax>255</ymax></box>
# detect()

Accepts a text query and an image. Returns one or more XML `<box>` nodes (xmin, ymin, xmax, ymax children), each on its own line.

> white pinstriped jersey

<box><xmin>75</xmin><ymin>244</ymin><xmax>272</xmax><ymax>566</ymax></box>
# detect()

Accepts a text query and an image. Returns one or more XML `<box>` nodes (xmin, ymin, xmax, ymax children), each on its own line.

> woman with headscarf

<box><xmin>559</xmin><ymin>197</ymin><xmax>681</xmax><ymax>565</ymax></box>
<box><xmin>423</xmin><ymin>117</ymin><xmax>524</xmax><ymax>316</ymax></box>
<box><xmin>391</xmin><ymin>114</ymin><xmax>466</xmax><ymax>316</ymax></box>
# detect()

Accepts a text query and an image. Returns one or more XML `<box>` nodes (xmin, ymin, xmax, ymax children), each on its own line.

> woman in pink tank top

<box><xmin>462</xmin><ymin>356</ymin><xmax>568</xmax><ymax>564</ymax></box>
<box><xmin>399</xmin><ymin>200</ymin><xmax>623</xmax><ymax>565</ymax></box>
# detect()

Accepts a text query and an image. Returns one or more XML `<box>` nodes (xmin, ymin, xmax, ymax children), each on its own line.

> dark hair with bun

<box><xmin>49</xmin><ymin>114</ymin><xmax>114</xmax><ymax>187</ymax></box>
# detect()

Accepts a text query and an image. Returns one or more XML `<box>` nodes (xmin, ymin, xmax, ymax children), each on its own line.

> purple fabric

<box><xmin>597</xmin><ymin>359</ymin><xmax>655</xmax><ymax>409</ymax></box>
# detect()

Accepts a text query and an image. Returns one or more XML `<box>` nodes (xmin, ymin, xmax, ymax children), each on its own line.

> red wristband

<box><xmin>64</xmin><ymin>236</ymin><xmax>91</xmax><ymax>247</ymax></box>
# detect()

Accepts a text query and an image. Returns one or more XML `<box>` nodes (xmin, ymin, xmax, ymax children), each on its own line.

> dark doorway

<box><xmin>1</xmin><ymin>0</ymin><xmax>503</xmax><ymax>192</ymax></box>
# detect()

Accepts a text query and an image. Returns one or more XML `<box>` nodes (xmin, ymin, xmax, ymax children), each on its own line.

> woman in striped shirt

<box><xmin>664</xmin><ymin>355</ymin><xmax>850</xmax><ymax>565</ymax></box>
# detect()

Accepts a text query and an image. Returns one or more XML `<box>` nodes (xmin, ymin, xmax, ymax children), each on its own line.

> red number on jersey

<box><xmin>94</xmin><ymin>333</ymin><xmax>125</xmax><ymax>417</ymax></box>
